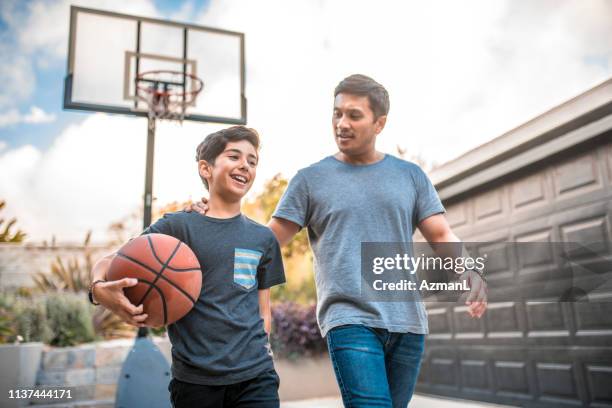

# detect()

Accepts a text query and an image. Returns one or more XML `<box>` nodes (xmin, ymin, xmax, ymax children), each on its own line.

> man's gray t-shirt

<box><xmin>273</xmin><ymin>154</ymin><xmax>444</xmax><ymax>337</ymax></box>
<box><xmin>145</xmin><ymin>211</ymin><xmax>285</xmax><ymax>385</ymax></box>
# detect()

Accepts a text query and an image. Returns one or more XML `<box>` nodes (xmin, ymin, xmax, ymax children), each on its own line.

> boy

<box><xmin>89</xmin><ymin>126</ymin><xmax>286</xmax><ymax>408</ymax></box>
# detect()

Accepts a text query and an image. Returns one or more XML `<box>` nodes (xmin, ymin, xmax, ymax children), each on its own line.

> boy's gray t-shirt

<box><xmin>273</xmin><ymin>155</ymin><xmax>444</xmax><ymax>337</ymax></box>
<box><xmin>144</xmin><ymin>211</ymin><xmax>285</xmax><ymax>385</ymax></box>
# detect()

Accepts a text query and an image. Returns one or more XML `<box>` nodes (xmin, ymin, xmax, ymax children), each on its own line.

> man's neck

<box><xmin>335</xmin><ymin>150</ymin><xmax>384</xmax><ymax>165</ymax></box>
<box><xmin>205</xmin><ymin>192</ymin><xmax>242</xmax><ymax>219</ymax></box>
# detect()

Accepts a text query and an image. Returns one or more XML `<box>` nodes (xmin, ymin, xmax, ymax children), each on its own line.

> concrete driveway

<box><xmin>281</xmin><ymin>394</ymin><xmax>512</xmax><ymax>408</ymax></box>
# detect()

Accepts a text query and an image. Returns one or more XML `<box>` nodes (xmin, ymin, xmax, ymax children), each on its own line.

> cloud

<box><xmin>0</xmin><ymin>113</ymin><xmax>234</xmax><ymax>243</ymax></box>
<box><xmin>0</xmin><ymin>114</ymin><xmax>145</xmax><ymax>243</ymax></box>
<box><xmin>24</xmin><ymin>106</ymin><xmax>56</xmax><ymax>124</ymax></box>
<box><xmin>193</xmin><ymin>0</ymin><xmax>612</xmax><ymax>165</ymax></box>
<box><xmin>0</xmin><ymin>48</ymin><xmax>36</xmax><ymax>109</ymax></box>
<box><xmin>0</xmin><ymin>0</ymin><xmax>611</xmax><ymax>243</ymax></box>
<box><xmin>0</xmin><ymin>106</ymin><xmax>56</xmax><ymax>127</ymax></box>
<box><xmin>0</xmin><ymin>0</ymin><xmax>161</xmax><ymax>107</ymax></box>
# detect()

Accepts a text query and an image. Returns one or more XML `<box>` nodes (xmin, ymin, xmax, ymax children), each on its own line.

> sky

<box><xmin>0</xmin><ymin>0</ymin><xmax>611</xmax><ymax>244</ymax></box>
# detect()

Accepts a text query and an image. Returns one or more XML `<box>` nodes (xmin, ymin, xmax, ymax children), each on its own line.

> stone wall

<box><xmin>0</xmin><ymin>244</ymin><xmax>113</xmax><ymax>290</ymax></box>
<box><xmin>22</xmin><ymin>338</ymin><xmax>337</xmax><ymax>407</ymax></box>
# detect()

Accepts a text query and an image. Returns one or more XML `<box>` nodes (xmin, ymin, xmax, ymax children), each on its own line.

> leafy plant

<box><xmin>0</xmin><ymin>314</ymin><xmax>14</xmax><ymax>343</ymax></box>
<box><xmin>12</xmin><ymin>296</ymin><xmax>53</xmax><ymax>344</ymax></box>
<box><xmin>270</xmin><ymin>302</ymin><xmax>326</xmax><ymax>359</ymax></box>
<box><xmin>31</xmin><ymin>232</ymin><xmax>134</xmax><ymax>340</ymax></box>
<box><xmin>0</xmin><ymin>200</ymin><xmax>26</xmax><ymax>242</ymax></box>
<box><xmin>45</xmin><ymin>293</ymin><xmax>95</xmax><ymax>347</ymax></box>
<box><xmin>0</xmin><ymin>292</ymin><xmax>17</xmax><ymax>343</ymax></box>
<box><xmin>32</xmin><ymin>232</ymin><xmax>93</xmax><ymax>292</ymax></box>
<box><xmin>92</xmin><ymin>308</ymin><xmax>135</xmax><ymax>340</ymax></box>
<box><xmin>7</xmin><ymin>293</ymin><xmax>96</xmax><ymax>347</ymax></box>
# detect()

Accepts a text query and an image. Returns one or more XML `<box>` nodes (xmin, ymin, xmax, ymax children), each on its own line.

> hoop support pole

<box><xmin>143</xmin><ymin>116</ymin><xmax>155</xmax><ymax>230</ymax></box>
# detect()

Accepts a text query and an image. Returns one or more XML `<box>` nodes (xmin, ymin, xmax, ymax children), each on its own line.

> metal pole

<box><xmin>139</xmin><ymin>116</ymin><xmax>156</xmax><ymax>338</ymax></box>
<box><xmin>143</xmin><ymin>117</ymin><xmax>155</xmax><ymax>230</ymax></box>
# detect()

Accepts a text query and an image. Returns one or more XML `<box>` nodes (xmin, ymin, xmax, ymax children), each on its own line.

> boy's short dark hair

<box><xmin>195</xmin><ymin>125</ymin><xmax>260</xmax><ymax>190</ymax></box>
<box><xmin>334</xmin><ymin>74</ymin><xmax>390</xmax><ymax>120</ymax></box>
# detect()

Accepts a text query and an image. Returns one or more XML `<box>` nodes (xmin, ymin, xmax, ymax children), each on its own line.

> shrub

<box><xmin>32</xmin><ymin>232</ymin><xmax>93</xmax><ymax>293</ymax></box>
<box><xmin>92</xmin><ymin>308</ymin><xmax>135</xmax><ymax>340</ymax></box>
<box><xmin>0</xmin><ymin>200</ymin><xmax>26</xmax><ymax>242</ymax></box>
<box><xmin>32</xmin><ymin>232</ymin><xmax>135</xmax><ymax>340</ymax></box>
<box><xmin>12</xmin><ymin>296</ymin><xmax>53</xmax><ymax>344</ymax></box>
<box><xmin>271</xmin><ymin>302</ymin><xmax>326</xmax><ymax>359</ymax></box>
<box><xmin>6</xmin><ymin>293</ymin><xmax>95</xmax><ymax>347</ymax></box>
<box><xmin>0</xmin><ymin>292</ymin><xmax>17</xmax><ymax>343</ymax></box>
<box><xmin>45</xmin><ymin>293</ymin><xmax>95</xmax><ymax>347</ymax></box>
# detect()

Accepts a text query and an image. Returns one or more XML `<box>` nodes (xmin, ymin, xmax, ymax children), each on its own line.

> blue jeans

<box><xmin>326</xmin><ymin>325</ymin><xmax>425</xmax><ymax>408</ymax></box>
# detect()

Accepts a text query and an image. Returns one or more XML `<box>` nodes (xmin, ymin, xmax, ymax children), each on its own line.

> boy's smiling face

<box><xmin>200</xmin><ymin>140</ymin><xmax>258</xmax><ymax>200</ymax></box>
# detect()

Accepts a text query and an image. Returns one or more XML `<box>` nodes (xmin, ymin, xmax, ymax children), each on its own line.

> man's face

<box><xmin>332</xmin><ymin>93</ymin><xmax>386</xmax><ymax>157</ymax></box>
<box><xmin>200</xmin><ymin>140</ymin><xmax>258</xmax><ymax>200</ymax></box>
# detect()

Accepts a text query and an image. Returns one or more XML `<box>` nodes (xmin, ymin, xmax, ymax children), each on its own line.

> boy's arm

<box><xmin>90</xmin><ymin>252</ymin><xmax>148</xmax><ymax>327</ymax></box>
<box><xmin>258</xmin><ymin>288</ymin><xmax>272</xmax><ymax>335</ymax></box>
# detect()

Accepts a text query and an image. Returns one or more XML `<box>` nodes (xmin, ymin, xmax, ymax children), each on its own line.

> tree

<box><xmin>243</xmin><ymin>174</ymin><xmax>310</xmax><ymax>259</ymax></box>
<box><xmin>0</xmin><ymin>200</ymin><xmax>26</xmax><ymax>242</ymax></box>
<box><xmin>396</xmin><ymin>145</ymin><xmax>439</xmax><ymax>172</ymax></box>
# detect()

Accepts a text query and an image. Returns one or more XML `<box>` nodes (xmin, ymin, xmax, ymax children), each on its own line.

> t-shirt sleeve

<box><xmin>142</xmin><ymin>213</ymin><xmax>176</xmax><ymax>236</ymax></box>
<box><xmin>413</xmin><ymin>166</ymin><xmax>445</xmax><ymax>224</ymax></box>
<box><xmin>257</xmin><ymin>233</ymin><xmax>286</xmax><ymax>289</ymax></box>
<box><xmin>272</xmin><ymin>171</ymin><xmax>310</xmax><ymax>228</ymax></box>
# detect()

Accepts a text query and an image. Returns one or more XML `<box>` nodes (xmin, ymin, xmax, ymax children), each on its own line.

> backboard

<box><xmin>64</xmin><ymin>6</ymin><xmax>246</xmax><ymax>124</ymax></box>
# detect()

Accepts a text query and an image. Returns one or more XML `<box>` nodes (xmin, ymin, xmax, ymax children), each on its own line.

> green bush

<box><xmin>0</xmin><ymin>200</ymin><xmax>26</xmax><ymax>242</ymax></box>
<box><xmin>32</xmin><ymin>232</ymin><xmax>136</xmax><ymax>341</ymax></box>
<box><xmin>0</xmin><ymin>293</ymin><xmax>17</xmax><ymax>343</ymax></box>
<box><xmin>13</xmin><ymin>296</ymin><xmax>53</xmax><ymax>344</ymax></box>
<box><xmin>45</xmin><ymin>293</ymin><xmax>95</xmax><ymax>346</ymax></box>
<box><xmin>4</xmin><ymin>293</ymin><xmax>95</xmax><ymax>347</ymax></box>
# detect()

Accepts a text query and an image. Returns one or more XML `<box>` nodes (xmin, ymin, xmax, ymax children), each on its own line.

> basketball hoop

<box><xmin>136</xmin><ymin>70</ymin><xmax>204</xmax><ymax>128</ymax></box>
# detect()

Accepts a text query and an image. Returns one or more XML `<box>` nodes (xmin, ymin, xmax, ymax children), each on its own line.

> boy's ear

<box><xmin>199</xmin><ymin>160</ymin><xmax>212</xmax><ymax>180</ymax></box>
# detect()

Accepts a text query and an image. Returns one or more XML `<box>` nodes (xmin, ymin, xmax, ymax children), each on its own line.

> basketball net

<box><xmin>142</xmin><ymin>89</ymin><xmax>185</xmax><ymax>129</ymax></box>
<box><xmin>136</xmin><ymin>70</ymin><xmax>204</xmax><ymax>130</ymax></box>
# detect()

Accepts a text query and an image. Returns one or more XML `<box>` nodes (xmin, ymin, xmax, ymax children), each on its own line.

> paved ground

<box><xmin>281</xmin><ymin>394</ymin><xmax>512</xmax><ymax>408</ymax></box>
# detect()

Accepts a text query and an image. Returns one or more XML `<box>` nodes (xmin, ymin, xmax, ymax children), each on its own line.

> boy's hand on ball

<box><xmin>95</xmin><ymin>278</ymin><xmax>148</xmax><ymax>327</ymax></box>
<box><xmin>184</xmin><ymin>197</ymin><xmax>208</xmax><ymax>215</ymax></box>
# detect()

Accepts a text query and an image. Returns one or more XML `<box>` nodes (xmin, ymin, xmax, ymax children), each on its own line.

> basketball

<box><xmin>107</xmin><ymin>233</ymin><xmax>202</xmax><ymax>327</ymax></box>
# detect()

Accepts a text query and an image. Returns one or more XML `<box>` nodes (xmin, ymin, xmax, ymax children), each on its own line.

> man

<box><xmin>199</xmin><ymin>74</ymin><xmax>487</xmax><ymax>407</ymax></box>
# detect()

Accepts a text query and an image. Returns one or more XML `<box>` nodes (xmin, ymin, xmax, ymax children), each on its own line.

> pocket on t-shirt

<box><xmin>233</xmin><ymin>248</ymin><xmax>262</xmax><ymax>290</ymax></box>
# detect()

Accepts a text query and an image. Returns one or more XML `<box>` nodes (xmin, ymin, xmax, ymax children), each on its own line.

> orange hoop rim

<box><xmin>136</xmin><ymin>70</ymin><xmax>204</xmax><ymax>100</ymax></box>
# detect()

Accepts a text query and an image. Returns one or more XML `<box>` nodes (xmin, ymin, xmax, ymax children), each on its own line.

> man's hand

<box><xmin>462</xmin><ymin>270</ymin><xmax>487</xmax><ymax>318</ymax></box>
<box><xmin>184</xmin><ymin>197</ymin><xmax>208</xmax><ymax>215</ymax></box>
<box><xmin>93</xmin><ymin>278</ymin><xmax>148</xmax><ymax>327</ymax></box>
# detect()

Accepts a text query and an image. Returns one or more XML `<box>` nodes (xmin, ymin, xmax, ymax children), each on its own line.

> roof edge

<box><xmin>430</xmin><ymin>78</ymin><xmax>612</xmax><ymax>191</ymax></box>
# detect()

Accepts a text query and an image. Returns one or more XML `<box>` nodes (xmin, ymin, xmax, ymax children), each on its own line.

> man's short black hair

<box><xmin>334</xmin><ymin>74</ymin><xmax>390</xmax><ymax>120</ymax></box>
<box><xmin>195</xmin><ymin>125</ymin><xmax>260</xmax><ymax>190</ymax></box>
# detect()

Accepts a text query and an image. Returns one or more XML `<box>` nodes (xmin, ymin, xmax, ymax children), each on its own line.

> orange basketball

<box><xmin>107</xmin><ymin>233</ymin><xmax>202</xmax><ymax>327</ymax></box>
